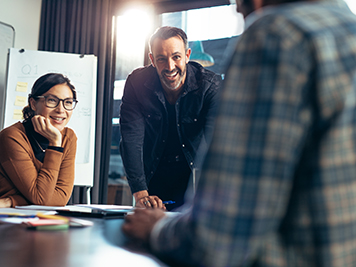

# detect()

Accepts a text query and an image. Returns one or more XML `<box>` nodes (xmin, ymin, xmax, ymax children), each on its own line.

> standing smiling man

<box><xmin>120</xmin><ymin>26</ymin><xmax>221</xmax><ymax>211</ymax></box>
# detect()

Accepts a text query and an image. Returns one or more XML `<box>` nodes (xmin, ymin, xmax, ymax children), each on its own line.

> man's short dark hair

<box><xmin>149</xmin><ymin>26</ymin><xmax>188</xmax><ymax>53</ymax></box>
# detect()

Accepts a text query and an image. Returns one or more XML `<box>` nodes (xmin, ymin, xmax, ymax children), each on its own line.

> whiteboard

<box><xmin>4</xmin><ymin>48</ymin><xmax>97</xmax><ymax>187</ymax></box>
<box><xmin>0</xmin><ymin>22</ymin><xmax>15</xmax><ymax>130</ymax></box>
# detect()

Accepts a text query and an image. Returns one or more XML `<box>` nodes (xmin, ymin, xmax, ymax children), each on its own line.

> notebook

<box><xmin>55</xmin><ymin>205</ymin><xmax>133</xmax><ymax>218</ymax></box>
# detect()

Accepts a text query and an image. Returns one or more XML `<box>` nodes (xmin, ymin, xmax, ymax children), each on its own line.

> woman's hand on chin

<box><xmin>32</xmin><ymin>115</ymin><xmax>62</xmax><ymax>147</ymax></box>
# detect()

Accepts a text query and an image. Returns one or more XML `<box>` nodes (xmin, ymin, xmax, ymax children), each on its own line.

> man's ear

<box><xmin>29</xmin><ymin>98</ymin><xmax>37</xmax><ymax>112</ymax></box>
<box><xmin>186</xmin><ymin>48</ymin><xmax>191</xmax><ymax>62</ymax></box>
<box><xmin>149</xmin><ymin>53</ymin><xmax>155</xmax><ymax>68</ymax></box>
<box><xmin>254</xmin><ymin>0</ymin><xmax>264</xmax><ymax>9</ymax></box>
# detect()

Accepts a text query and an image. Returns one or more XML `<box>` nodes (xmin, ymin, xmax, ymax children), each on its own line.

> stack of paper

<box><xmin>0</xmin><ymin>208</ymin><xmax>93</xmax><ymax>230</ymax></box>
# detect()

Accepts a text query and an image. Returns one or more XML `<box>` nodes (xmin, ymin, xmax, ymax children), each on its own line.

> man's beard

<box><xmin>159</xmin><ymin>66</ymin><xmax>186</xmax><ymax>91</ymax></box>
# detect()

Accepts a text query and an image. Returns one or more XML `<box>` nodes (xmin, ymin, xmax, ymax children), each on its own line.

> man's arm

<box><xmin>120</xmin><ymin>75</ymin><xmax>147</xmax><ymax>193</ymax></box>
<box><xmin>193</xmin><ymin>73</ymin><xmax>222</xmax><ymax>169</ymax></box>
<box><xmin>202</xmin><ymin>73</ymin><xmax>222</xmax><ymax>143</ymax></box>
<box><xmin>120</xmin><ymin>74</ymin><xmax>165</xmax><ymax>209</ymax></box>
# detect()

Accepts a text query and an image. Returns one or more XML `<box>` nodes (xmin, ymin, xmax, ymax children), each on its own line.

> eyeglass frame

<box><xmin>32</xmin><ymin>94</ymin><xmax>78</xmax><ymax>111</ymax></box>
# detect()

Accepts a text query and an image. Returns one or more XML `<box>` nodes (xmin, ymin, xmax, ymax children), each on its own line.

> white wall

<box><xmin>0</xmin><ymin>0</ymin><xmax>42</xmax><ymax>50</ymax></box>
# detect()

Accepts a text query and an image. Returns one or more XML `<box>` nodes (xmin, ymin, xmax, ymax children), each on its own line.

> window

<box><xmin>344</xmin><ymin>0</ymin><xmax>356</xmax><ymax>14</ymax></box>
<box><xmin>161</xmin><ymin>5</ymin><xmax>244</xmax><ymax>77</ymax></box>
<box><xmin>108</xmin><ymin>7</ymin><xmax>154</xmax><ymax>205</ymax></box>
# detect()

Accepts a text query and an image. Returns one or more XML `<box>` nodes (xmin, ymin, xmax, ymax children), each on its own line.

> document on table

<box><xmin>15</xmin><ymin>204</ymin><xmax>133</xmax><ymax>211</ymax></box>
<box><xmin>75</xmin><ymin>204</ymin><xmax>133</xmax><ymax>210</ymax></box>
<box><xmin>15</xmin><ymin>204</ymin><xmax>133</xmax><ymax>218</ymax></box>
<box><xmin>1</xmin><ymin>207</ymin><xmax>55</xmax><ymax>216</ymax></box>
<box><xmin>15</xmin><ymin>205</ymin><xmax>92</xmax><ymax>212</ymax></box>
<box><xmin>1</xmin><ymin>208</ymin><xmax>93</xmax><ymax>227</ymax></box>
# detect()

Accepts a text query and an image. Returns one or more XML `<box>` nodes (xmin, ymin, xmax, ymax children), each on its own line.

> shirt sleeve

<box><xmin>195</xmin><ymin>73</ymin><xmax>222</xmax><ymax>168</ymax></box>
<box><xmin>119</xmin><ymin>74</ymin><xmax>147</xmax><ymax>193</ymax></box>
<box><xmin>150</xmin><ymin>14</ymin><xmax>315</xmax><ymax>266</ymax></box>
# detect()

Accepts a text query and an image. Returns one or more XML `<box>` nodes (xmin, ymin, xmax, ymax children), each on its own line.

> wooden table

<box><xmin>0</xmin><ymin>217</ymin><xmax>166</xmax><ymax>267</ymax></box>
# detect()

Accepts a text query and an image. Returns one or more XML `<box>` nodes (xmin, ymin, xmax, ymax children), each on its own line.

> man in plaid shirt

<box><xmin>123</xmin><ymin>0</ymin><xmax>356</xmax><ymax>266</ymax></box>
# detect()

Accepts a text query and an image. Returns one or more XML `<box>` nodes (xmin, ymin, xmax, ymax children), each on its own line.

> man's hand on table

<box><xmin>122</xmin><ymin>208</ymin><xmax>166</xmax><ymax>245</ymax></box>
<box><xmin>133</xmin><ymin>190</ymin><xmax>166</xmax><ymax>210</ymax></box>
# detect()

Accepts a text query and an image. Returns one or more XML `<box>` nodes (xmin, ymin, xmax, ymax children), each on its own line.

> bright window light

<box><xmin>186</xmin><ymin>5</ymin><xmax>244</xmax><ymax>41</ymax></box>
<box><xmin>344</xmin><ymin>0</ymin><xmax>356</xmax><ymax>14</ymax></box>
<box><xmin>114</xmin><ymin>80</ymin><xmax>125</xmax><ymax>100</ymax></box>
<box><xmin>115</xmin><ymin>7</ymin><xmax>154</xmax><ymax>99</ymax></box>
<box><xmin>117</xmin><ymin>8</ymin><xmax>153</xmax><ymax>55</ymax></box>
<box><xmin>161</xmin><ymin>5</ymin><xmax>244</xmax><ymax>42</ymax></box>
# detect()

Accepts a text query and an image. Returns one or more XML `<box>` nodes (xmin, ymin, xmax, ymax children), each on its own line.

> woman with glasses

<box><xmin>0</xmin><ymin>73</ymin><xmax>78</xmax><ymax>207</ymax></box>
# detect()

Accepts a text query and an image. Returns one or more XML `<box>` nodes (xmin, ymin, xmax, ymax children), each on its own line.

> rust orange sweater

<box><xmin>0</xmin><ymin>122</ymin><xmax>77</xmax><ymax>207</ymax></box>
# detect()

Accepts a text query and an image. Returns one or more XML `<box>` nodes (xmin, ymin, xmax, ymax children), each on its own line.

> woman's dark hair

<box><xmin>22</xmin><ymin>73</ymin><xmax>76</xmax><ymax>120</ymax></box>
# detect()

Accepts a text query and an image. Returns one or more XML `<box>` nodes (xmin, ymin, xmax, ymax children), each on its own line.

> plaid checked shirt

<box><xmin>150</xmin><ymin>1</ymin><xmax>356</xmax><ymax>266</ymax></box>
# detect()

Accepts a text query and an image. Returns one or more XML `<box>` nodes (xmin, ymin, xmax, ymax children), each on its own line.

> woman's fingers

<box><xmin>31</xmin><ymin>115</ymin><xmax>62</xmax><ymax>146</ymax></box>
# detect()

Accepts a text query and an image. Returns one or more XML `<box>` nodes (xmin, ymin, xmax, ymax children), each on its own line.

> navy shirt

<box><xmin>148</xmin><ymin>98</ymin><xmax>191</xmax><ymax>211</ymax></box>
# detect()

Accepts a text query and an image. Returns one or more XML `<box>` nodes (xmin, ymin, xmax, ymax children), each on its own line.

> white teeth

<box><xmin>52</xmin><ymin>117</ymin><xmax>65</xmax><ymax>121</ymax></box>
<box><xmin>165</xmin><ymin>71</ymin><xmax>178</xmax><ymax>77</ymax></box>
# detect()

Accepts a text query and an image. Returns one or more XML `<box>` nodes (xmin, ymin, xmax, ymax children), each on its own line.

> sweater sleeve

<box><xmin>8</xmin><ymin>194</ymin><xmax>30</xmax><ymax>207</ymax></box>
<box><xmin>46</xmin><ymin>128</ymin><xmax>77</xmax><ymax>206</ymax></box>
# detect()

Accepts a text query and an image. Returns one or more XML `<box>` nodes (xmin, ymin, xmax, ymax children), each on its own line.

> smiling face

<box><xmin>30</xmin><ymin>84</ymin><xmax>74</xmax><ymax>132</ymax></box>
<box><xmin>149</xmin><ymin>36</ymin><xmax>191</xmax><ymax>93</ymax></box>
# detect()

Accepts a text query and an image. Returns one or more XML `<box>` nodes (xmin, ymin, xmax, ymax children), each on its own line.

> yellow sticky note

<box><xmin>16</xmin><ymin>82</ymin><xmax>28</xmax><ymax>92</ymax></box>
<box><xmin>13</xmin><ymin>109</ymin><xmax>23</xmax><ymax>120</ymax></box>
<box><xmin>14</xmin><ymin>96</ymin><xmax>27</xmax><ymax>107</ymax></box>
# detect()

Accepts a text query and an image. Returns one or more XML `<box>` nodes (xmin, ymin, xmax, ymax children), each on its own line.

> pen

<box><xmin>36</xmin><ymin>212</ymin><xmax>69</xmax><ymax>222</ymax></box>
<box><xmin>162</xmin><ymin>201</ymin><xmax>175</xmax><ymax>205</ymax></box>
<box><xmin>0</xmin><ymin>214</ymin><xmax>37</xmax><ymax>218</ymax></box>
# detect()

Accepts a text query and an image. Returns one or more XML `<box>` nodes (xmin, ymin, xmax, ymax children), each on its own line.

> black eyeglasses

<box><xmin>34</xmin><ymin>95</ymin><xmax>78</xmax><ymax>110</ymax></box>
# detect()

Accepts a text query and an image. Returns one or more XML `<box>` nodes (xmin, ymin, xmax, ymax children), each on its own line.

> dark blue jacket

<box><xmin>119</xmin><ymin>61</ymin><xmax>221</xmax><ymax>194</ymax></box>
